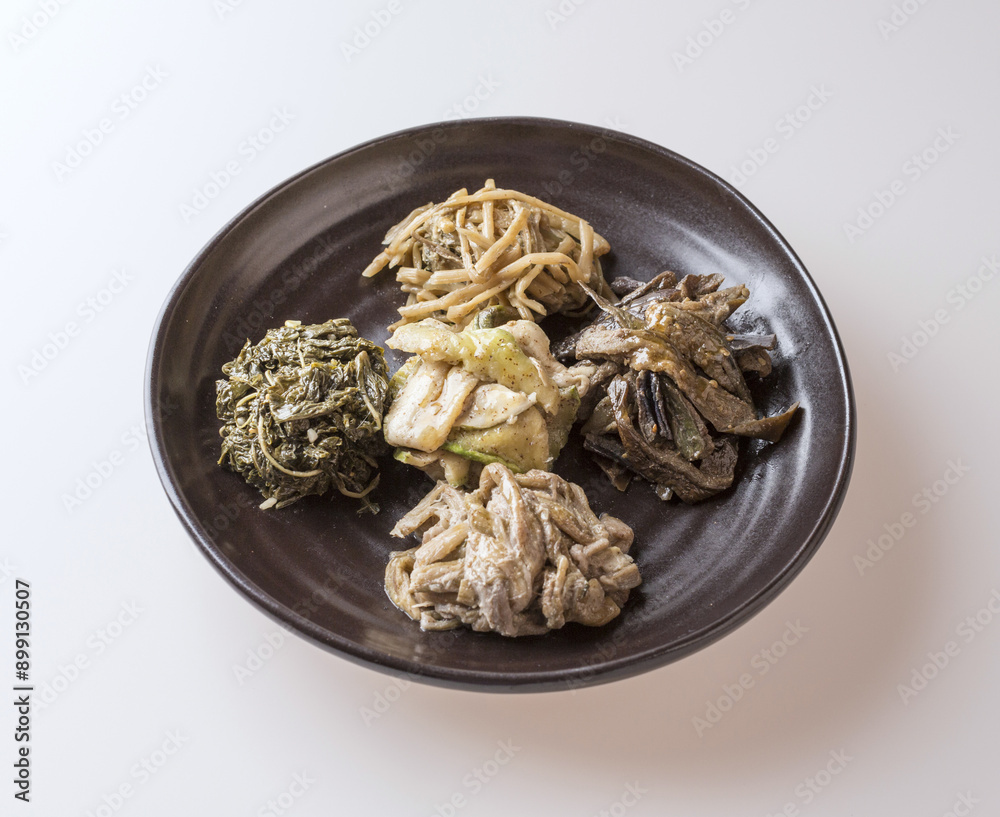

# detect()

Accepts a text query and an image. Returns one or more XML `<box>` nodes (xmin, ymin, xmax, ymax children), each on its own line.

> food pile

<box><xmin>216</xmin><ymin>319</ymin><xmax>389</xmax><ymax>511</ymax></box>
<box><xmin>382</xmin><ymin>315</ymin><xmax>595</xmax><ymax>487</ymax></box>
<box><xmin>362</xmin><ymin>179</ymin><xmax>613</xmax><ymax>329</ymax></box>
<box><xmin>557</xmin><ymin>272</ymin><xmax>798</xmax><ymax>502</ymax></box>
<box><xmin>385</xmin><ymin>463</ymin><xmax>640</xmax><ymax>636</ymax></box>
<box><xmin>216</xmin><ymin>182</ymin><xmax>799</xmax><ymax>637</ymax></box>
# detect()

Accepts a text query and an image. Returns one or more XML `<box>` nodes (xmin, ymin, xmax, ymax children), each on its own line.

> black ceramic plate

<box><xmin>146</xmin><ymin>117</ymin><xmax>854</xmax><ymax>692</ymax></box>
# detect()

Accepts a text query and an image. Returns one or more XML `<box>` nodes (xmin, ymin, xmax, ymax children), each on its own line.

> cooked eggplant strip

<box><xmin>555</xmin><ymin>273</ymin><xmax>748</xmax><ymax>362</ymax></box>
<box><xmin>727</xmin><ymin>403</ymin><xmax>799</xmax><ymax>443</ymax></box>
<box><xmin>653</xmin><ymin>373</ymin><xmax>711</xmax><ymax>461</ymax></box>
<box><xmin>634</xmin><ymin>371</ymin><xmax>661</xmax><ymax>444</ymax></box>
<box><xmin>606</xmin><ymin>273</ymin><xmax>749</xmax><ymax>328</ymax></box>
<box><xmin>644</xmin><ymin>301</ymin><xmax>754</xmax><ymax>405</ymax></box>
<box><xmin>621</xmin><ymin>280</ymin><xmax>747</xmax><ymax>327</ymax></box>
<box><xmin>550</xmin><ymin>280</ymin><xmax>640</xmax><ymax>362</ymax></box>
<box><xmin>617</xmin><ymin>270</ymin><xmax>679</xmax><ymax>303</ymax></box>
<box><xmin>573</xmin><ymin>324</ymin><xmax>758</xmax><ymax>434</ymax></box>
<box><xmin>723</xmin><ymin>333</ymin><xmax>776</xmax><ymax>375</ymax></box>
<box><xmin>606</xmin><ymin>378</ymin><xmax>738</xmax><ymax>504</ymax></box>
<box><xmin>591</xmin><ymin>451</ymin><xmax>633</xmax><ymax>492</ymax></box>
<box><xmin>676</xmin><ymin>273</ymin><xmax>725</xmax><ymax>300</ymax></box>
<box><xmin>578</xmin><ymin>281</ymin><xmax>643</xmax><ymax>330</ymax></box>
<box><xmin>673</xmin><ymin>285</ymin><xmax>749</xmax><ymax>325</ymax></box>
<box><xmin>726</xmin><ymin>333</ymin><xmax>777</xmax><ymax>352</ymax></box>
<box><xmin>648</xmin><ymin>374</ymin><xmax>675</xmax><ymax>443</ymax></box>
<box><xmin>736</xmin><ymin>348</ymin><xmax>772</xmax><ymax>376</ymax></box>
<box><xmin>614</xmin><ymin>271</ymin><xmax>723</xmax><ymax>307</ymax></box>
<box><xmin>551</xmin><ymin>328</ymin><xmax>586</xmax><ymax>362</ymax></box>
<box><xmin>583</xmin><ymin>425</ymin><xmax>733</xmax><ymax>505</ymax></box>
<box><xmin>609</xmin><ymin>276</ymin><xmax>648</xmax><ymax>296</ymax></box>
<box><xmin>568</xmin><ymin>270</ymin><xmax>798</xmax><ymax>502</ymax></box>
<box><xmin>581</xmin><ymin>394</ymin><xmax>618</xmax><ymax>437</ymax></box>
<box><xmin>574</xmin><ymin>306</ymin><xmax>796</xmax><ymax>443</ymax></box>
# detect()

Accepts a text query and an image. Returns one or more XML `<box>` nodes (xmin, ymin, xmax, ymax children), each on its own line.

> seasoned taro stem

<box><xmin>216</xmin><ymin>319</ymin><xmax>390</xmax><ymax>511</ymax></box>
<box><xmin>385</xmin><ymin>463</ymin><xmax>641</xmax><ymax>636</ymax></box>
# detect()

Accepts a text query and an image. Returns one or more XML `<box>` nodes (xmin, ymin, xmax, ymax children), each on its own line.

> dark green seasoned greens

<box><xmin>216</xmin><ymin>319</ymin><xmax>390</xmax><ymax>511</ymax></box>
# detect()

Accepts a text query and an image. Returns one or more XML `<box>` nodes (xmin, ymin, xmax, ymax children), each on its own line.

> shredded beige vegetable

<box><xmin>362</xmin><ymin>180</ymin><xmax>613</xmax><ymax>329</ymax></box>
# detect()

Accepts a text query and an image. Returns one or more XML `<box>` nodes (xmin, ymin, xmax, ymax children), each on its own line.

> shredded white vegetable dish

<box><xmin>362</xmin><ymin>179</ymin><xmax>613</xmax><ymax>329</ymax></box>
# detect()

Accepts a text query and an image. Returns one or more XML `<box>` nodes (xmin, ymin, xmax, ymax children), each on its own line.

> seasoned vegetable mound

<box><xmin>383</xmin><ymin>314</ymin><xmax>598</xmax><ymax>487</ymax></box>
<box><xmin>362</xmin><ymin>179</ymin><xmax>613</xmax><ymax>329</ymax></box>
<box><xmin>385</xmin><ymin>463</ymin><xmax>641</xmax><ymax>636</ymax></box>
<box><xmin>216</xmin><ymin>319</ymin><xmax>390</xmax><ymax>511</ymax></box>
<box><xmin>557</xmin><ymin>272</ymin><xmax>799</xmax><ymax>503</ymax></box>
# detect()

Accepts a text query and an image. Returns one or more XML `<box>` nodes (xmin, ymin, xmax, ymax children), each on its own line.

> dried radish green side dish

<box><xmin>216</xmin><ymin>319</ymin><xmax>390</xmax><ymax>512</ymax></box>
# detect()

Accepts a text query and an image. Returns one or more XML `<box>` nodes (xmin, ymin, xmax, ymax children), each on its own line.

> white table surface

<box><xmin>4</xmin><ymin>1</ymin><xmax>999</xmax><ymax>815</ymax></box>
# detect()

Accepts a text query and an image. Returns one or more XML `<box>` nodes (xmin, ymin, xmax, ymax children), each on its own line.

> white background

<box><xmin>3</xmin><ymin>1</ymin><xmax>998</xmax><ymax>815</ymax></box>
